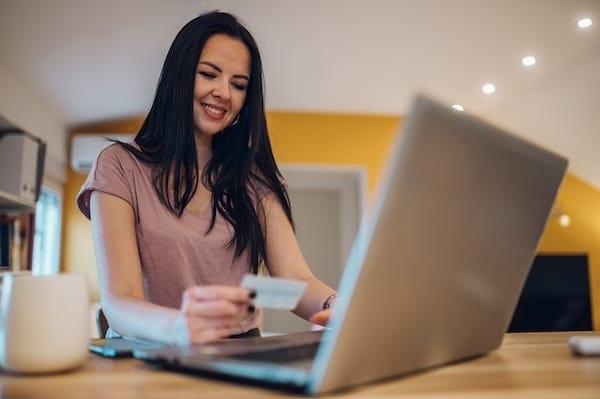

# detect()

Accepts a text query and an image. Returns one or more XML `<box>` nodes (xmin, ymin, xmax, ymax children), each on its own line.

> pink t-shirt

<box><xmin>77</xmin><ymin>143</ymin><xmax>261</xmax><ymax>332</ymax></box>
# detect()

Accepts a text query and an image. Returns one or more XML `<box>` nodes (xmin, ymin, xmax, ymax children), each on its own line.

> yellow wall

<box><xmin>537</xmin><ymin>174</ymin><xmax>600</xmax><ymax>330</ymax></box>
<box><xmin>62</xmin><ymin>113</ymin><xmax>600</xmax><ymax>330</ymax></box>
<box><xmin>267</xmin><ymin>112</ymin><xmax>399</xmax><ymax>195</ymax></box>
<box><xmin>62</xmin><ymin>168</ymin><xmax>98</xmax><ymax>296</ymax></box>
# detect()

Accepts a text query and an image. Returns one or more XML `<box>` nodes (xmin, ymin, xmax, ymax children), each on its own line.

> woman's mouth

<box><xmin>201</xmin><ymin>103</ymin><xmax>227</xmax><ymax>121</ymax></box>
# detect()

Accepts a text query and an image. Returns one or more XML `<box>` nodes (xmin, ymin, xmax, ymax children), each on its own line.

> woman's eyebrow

<box><xmin>198</xmin><ymin>61</ymin><xmax>250</xmax><ymax>81</ymax></box>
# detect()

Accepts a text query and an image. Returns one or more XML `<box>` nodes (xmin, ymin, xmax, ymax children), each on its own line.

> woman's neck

<box><xmin>195</xmin><ymin>133</ymin><xmax>212</xmax><ymax>169</ymax></box>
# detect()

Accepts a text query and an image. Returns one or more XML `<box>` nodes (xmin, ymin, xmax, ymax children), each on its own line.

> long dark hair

<box><xmin>116</xmin><ymin>11</ymin><xmax>293</xmax><ymax>274</ymax></box>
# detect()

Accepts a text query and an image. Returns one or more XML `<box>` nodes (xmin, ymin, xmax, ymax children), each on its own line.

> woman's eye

<box><xmin>232</xmin><ymin>82</ymin><xmax>247</xmax><ymax>91</ymax></box>
<box><xmin>198</xmin><ymin>71</ymin><xmax>216</xmax><ymax>79</ymax></box>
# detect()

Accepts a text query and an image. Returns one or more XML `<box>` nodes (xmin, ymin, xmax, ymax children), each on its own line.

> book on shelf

<box><xmin>0</xmin><ymin>212</ymin><xmax>34</xmax><ymax>272</ymax></box>
<box><xmin>0</xmin><ymin>219</ymin><xmax>10</xmax><ymax>268</ymax></box>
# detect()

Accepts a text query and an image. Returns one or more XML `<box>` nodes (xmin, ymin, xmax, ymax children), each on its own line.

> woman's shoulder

<box><xmin>95</xmin><ymin>141</ymin><xmax>151</xmax><ymax>175</ymax></box>
<box><xmin>77</xmin><ymin>142</ymin><xmax>143</xmax><ymax>220</ymax></box>
<box><xmin>97</xmin><ymin>141</ymin><xmax>138</xmax><ymax>164</ymax></box>
<box><xmin>248</xmin><ymin>166</ymin><xmax>287</xmax><ymax>204</ymax></box>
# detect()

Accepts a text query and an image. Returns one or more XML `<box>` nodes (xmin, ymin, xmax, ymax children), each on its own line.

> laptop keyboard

<box><xmin>228</xmin><ymin>342</ymin><xmax>320</xmax><ymax>363</ymax></box>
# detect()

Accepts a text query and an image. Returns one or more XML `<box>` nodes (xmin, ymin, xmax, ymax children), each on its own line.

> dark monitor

<box><xmin>509</xmin><ymin>255</ymin><xmax>592</xmax><ymax>332</ymax></box>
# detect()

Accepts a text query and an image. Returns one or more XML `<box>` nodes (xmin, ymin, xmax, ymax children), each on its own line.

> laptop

<box><xmin>133</xmin><ymin>95</ymin><xmax>568</xmax><ymax>394</ymax></box>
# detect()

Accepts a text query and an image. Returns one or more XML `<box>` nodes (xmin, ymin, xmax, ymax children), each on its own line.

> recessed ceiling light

<box><xmin>452</xmin><ymin>104</ymin><xmax>464</xmax><ymax>112</ymax></box>
<box><xmin>559</xmin><ymin>214</ymin><xmax>571</xmax><ymax>227</ymax></box>
<box><xmin>578</xmin><ymin>18</ymin><xmax>592</xmax><ymax>29</ymax></box>
<box><xmin>522</xmin><ymin>56</ymin><xmax>536</xmax><ymax>67</ymax></box>
<box><xmin>482</xmin><ymin>83</ymin><xmax>496</xmax><ymax>94</ymax></box>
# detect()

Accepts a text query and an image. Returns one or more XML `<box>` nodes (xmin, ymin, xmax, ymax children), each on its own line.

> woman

<box><xmin>77</xmin><ymin>11</ymin><xmax>336</xmax><ymax>345</ymax></box>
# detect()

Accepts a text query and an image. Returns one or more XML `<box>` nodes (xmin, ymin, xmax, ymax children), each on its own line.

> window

<box><xmin>32</xmin><ymin>185</ymin><xmax>62</xmax><ymax>275</ymax></box>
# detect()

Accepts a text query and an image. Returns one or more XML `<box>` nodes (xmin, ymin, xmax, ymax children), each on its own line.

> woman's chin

<box><xmin>195</xmin><ymin>124</ymin><xmax>226</xmax><ymax>138</ymax></box>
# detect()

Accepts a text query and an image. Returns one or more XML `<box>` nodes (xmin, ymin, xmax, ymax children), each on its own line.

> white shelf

<box><xmin>0</xmin><ymin>189</ymin><xmax>35</xmax><ymax>212</ymax></box>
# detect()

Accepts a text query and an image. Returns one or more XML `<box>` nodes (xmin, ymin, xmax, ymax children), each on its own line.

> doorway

<box><xmin>261</xmin><ymin>165</ymin><xmax>366</xmax><ymax>334</ymax></box>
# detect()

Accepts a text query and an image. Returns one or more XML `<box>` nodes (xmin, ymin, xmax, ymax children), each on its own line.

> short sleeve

<box><xmin>252</xmin><ymin>179</ymin><xmax>271</xmax><ymax>204</ymax></box>
<box><xmin>76</xmin><ymin>144</ymin><xmax>135</xmax><ymax>219</ymax></box>
<box><xmin>249</xmin><ymin>167</ymin><xmax>278</xmax><ymax>205</ymax></box>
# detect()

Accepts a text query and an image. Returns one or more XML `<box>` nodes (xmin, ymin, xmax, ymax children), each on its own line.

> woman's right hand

<box><xmin>174</xmin><ymin>285</ymin><xmax>255</xmax><ymax>345</ymax></box>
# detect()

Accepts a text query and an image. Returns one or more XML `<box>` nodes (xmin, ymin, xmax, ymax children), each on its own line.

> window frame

<box><xmin>32</xmin><ymin>178</ymin><xmax>63</xmax><ymax>275</ymax></box>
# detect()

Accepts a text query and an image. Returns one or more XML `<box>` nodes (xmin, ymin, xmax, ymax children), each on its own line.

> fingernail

<box><xmin>247</xmin><ymin>304</ymin><xmax>256</xmax><ymax>313</ymax></box>
<box><xmin>249</xmin><ymin>290</ymin><xmax>257</xmax><ymax>299</ymax></box>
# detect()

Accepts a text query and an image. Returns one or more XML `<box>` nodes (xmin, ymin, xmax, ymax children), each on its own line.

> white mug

<box><xmin>0</xmin><ymin>273</ymin><xmax>89</xmax><ymax>373</ymax></box>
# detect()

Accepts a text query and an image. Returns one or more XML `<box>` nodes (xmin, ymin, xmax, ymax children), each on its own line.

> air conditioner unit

<box><xmin>70</xmin><ymin>134</ymin><xmax>134</xmax><ymax>173</ymax></box>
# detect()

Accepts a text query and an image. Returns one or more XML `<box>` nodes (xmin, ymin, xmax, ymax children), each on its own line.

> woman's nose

<box><xmin>212</xmin><ymin>80</ymin><xmax>230</xmax><ymax>102</ymax></box>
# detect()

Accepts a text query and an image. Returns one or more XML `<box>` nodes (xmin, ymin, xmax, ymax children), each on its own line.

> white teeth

<box><xmin>202</xmin><ymin>104</ymin><xmax>225</xmax><ymax>116</ymax></box>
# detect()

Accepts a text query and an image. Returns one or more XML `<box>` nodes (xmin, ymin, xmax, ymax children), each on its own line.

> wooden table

<box><xmin>1</xmin><ymin>332</ymin><xmax>599</xmax><ymax>398</ymax></box>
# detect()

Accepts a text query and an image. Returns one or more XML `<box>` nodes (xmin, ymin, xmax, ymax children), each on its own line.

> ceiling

<box><xmin>0</xmin><ymin>0</ymin><xmax>599</xmax><ymax>187</ymax></box>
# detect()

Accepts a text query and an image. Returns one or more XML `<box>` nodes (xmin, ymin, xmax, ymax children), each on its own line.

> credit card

<box><xmin>240</xmin><ymin>274</ymin><xmax>307</xmax><ymax>310</ymax></box>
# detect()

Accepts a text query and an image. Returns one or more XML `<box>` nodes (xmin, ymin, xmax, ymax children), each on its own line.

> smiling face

<box><xmin>193</xmin><ymin>34</ymin><xmax>251</xmax><ymax>140</ymax></box>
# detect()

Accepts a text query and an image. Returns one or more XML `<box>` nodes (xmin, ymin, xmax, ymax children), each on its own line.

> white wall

<box><xmin>0</xmin><ymin>66</ymin><xmax>67</xmax><ymax>183</ymax></box>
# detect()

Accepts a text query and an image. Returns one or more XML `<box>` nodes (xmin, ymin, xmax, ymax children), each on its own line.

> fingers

<box><xmin>185</xmin><ymin>315</ymin><xmax>244</xmax><ymax>332</ymax></box>
<box><xmin>181</xmin><ymin>286</ymin><xmax>256</xmax><ymax>319</ymax></box>
<box><xmin>189</xmin><ymin>325</ymin><xmax>247</xmax><ymax>344</ymax></box>
<box><xmin>182</xmin><ymin>299</ymin><xmax>254</xmax><ymax>318</ymax></box>
<box><xmin>174</xmin><ymin>315</ymin><xmax>247</xmax><ymax>345</ymax></box>
<box><xmin>176</xmin><ymin>285</ymin><xmax>257</xmax><ymax>345</ymax></box>
<box><xmin>186</xmin><ymin>286</ymin><xmax>254</xmax><ymax>303</ymax></box>
<box><xmin>181</xmin><ymin>313</ymin><xmax>253</xmax><ymax>345</ymax></box>
<box><xmin>309</xmin><ymin>309</ymin><xmax>331</xmax><ymax>326</ymax></box>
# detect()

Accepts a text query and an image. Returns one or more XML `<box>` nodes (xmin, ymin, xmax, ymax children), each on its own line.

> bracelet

<box><xmin>322</xmin><ymin>293</ymin><xmax>337</xmax><ymax>310</ymax></box>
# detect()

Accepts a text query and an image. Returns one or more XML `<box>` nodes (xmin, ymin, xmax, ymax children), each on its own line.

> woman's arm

<box><xmin>260</xmin><ymin>193</ymin><xmax>336</xmax><ymax>321</ymax></box>
<box><xmin>90</xmin><ymin>191</ymin><xmax>253</xmax><ymax>344</ymax></box>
